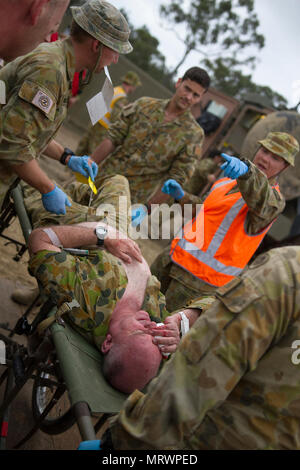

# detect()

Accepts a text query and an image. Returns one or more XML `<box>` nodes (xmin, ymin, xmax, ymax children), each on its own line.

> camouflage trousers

<box><xmin>23</xmin><ymin>174</ymin><xmax>131</xmax><ymax>234</ymax></box>
<box><xmin>109</xmin><ymin>246</ymin><xmax>300</xmax><ymax>450</ymax></box>
<box><xmin>151</xmin><ymin>243</ymin><xmax>218</xmax><ymax>311</ymax></box>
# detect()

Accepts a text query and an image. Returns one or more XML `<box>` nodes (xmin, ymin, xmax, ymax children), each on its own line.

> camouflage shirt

<box><xmin>29</xmin><ymin>248</ymin><xmax>169</xmax><ymax>351</ymax></box>
<box><xmin>109</xmin><ymin>246</ymin><xmax>300</xmax><ymax>450</ymax></box>
<box><xmin>96</xmin><ymin>97</ymin><xmax>204</xmax><ymax>204</ymax></box>
<box><xmin>0</xmin><ymin>37</ymin><xmax>76</xmax><ymax>208</ymax></box>
<box><xmin>170</xmin><ymin>160</ymin><xmax>286</xmax><ymax>293</ymax></box>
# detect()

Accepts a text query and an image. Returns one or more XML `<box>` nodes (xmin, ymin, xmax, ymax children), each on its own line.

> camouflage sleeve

<box><xmin>107</xmin><ymin>98</ymin><xmax>141</xmax><ymax>147</ymax></box>
<box><xmin>166</xmin><ymin>128</ymin><xmax>204</xmax><ymax>187</ymax></box>
<box><xmin>109</xmin><ymin>247</ymin><xmax>299</xmax><ymax>450</ymax></box>
<box><xmin>0</xmin><ymin>65</ymin><xmax>62</xmax><ymax>166</ymax></box>
<box><xmin>237</xmin><ymin>160</ymin><xmax>286</xmax><ymax>234</ymax></box>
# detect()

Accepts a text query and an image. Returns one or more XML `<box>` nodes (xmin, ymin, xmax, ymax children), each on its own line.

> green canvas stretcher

<box><xmin>50</xmin><ymin>318</ymin><xmax>127</xmax><ymax>414</ymax></box>
<box><xmin>8</xmin><ymin>184</ymin><xmax>128</xmax><ymax>444</ymax></box>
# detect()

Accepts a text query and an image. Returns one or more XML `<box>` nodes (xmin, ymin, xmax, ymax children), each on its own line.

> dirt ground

<box><xmin>0</xmin><ymin>123</ymin><xmax>167</xmax><ymax>450</ymax></box>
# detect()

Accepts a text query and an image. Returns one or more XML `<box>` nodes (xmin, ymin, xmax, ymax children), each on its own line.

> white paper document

<box><xmin>86</xmin><ymin>66</ymin><xmax>114</xmax><ymax>125</ymax></box>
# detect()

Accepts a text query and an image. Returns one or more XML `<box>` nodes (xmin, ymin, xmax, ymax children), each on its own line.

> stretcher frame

<box><xmin>0</xmin><ymin>185</ymin><xmax>127</xmax><ymax>449</ymax></box>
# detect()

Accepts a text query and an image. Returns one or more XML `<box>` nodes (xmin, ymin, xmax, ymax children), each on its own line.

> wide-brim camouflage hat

<box><xmin>71</xmin><ymin>0</ymin><xmax>133</xmax><ymax>54</ymax></box>
<box><xmin>258</xmin><ymin>131</ymin><xmax>300</xmax><ymax>166</ymax></box>
<box><xmin>121</xmin><ymin>71</ymin><xmax>142</xmax><ymax>87</ymax></box>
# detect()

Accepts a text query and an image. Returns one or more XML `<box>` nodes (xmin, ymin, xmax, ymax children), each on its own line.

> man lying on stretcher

<box><xmin>27</xmin><ymin>176</ymin><xmax>211</xmax><ymax>394</ymax></box>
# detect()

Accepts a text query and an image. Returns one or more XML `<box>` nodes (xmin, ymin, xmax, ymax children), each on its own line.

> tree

<box><xmin>204</xmin><ymin>57</ymin><xmax>288</xmax><ymax>109</ymax></box>
<box><xmin>120</xmin><ymin>9</ymin><xmax>174</xmax><ymax>89</ymax></box>
<box><xmin>160</xmin><ymin>0</ymin><xmax>265</xmax><ymax>79</ymax></box>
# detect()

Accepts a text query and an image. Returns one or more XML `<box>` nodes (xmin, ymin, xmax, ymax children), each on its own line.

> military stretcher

<box><xmin>0</xmin><ymin>185</ymin><xmax>127</xmax><ymax>449</ymax></box>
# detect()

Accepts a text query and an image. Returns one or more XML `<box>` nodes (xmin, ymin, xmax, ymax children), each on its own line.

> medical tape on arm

<box><xmin>179</xmin><ymin>311</ymin><xmax>190</xmax><ymax>336</ymax></box>
<box><xmin>42</xmin><ymin>228</ymin><xmax>63</xmax><ymax>248</ymax></box>
<box><xmin>155</xmin><ymin>312</ymin><xmax>190</xmax><ymax>359</ymax></box>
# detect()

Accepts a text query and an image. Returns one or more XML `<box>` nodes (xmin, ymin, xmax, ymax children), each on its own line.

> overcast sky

<box><xmin>115</xmin><ymin>0</ymin><xmax>300</xmax><ymax>107</ymax></box>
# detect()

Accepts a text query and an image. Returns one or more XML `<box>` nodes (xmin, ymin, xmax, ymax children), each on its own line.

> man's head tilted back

<box><xmin>102</xmin><ymin>339</ymin><xmax>162</xmax><ymax>394</ymax></box>
<box><xmin>101</xmin><ymin>309</ymin><xmax>163</xmax><ymax>394</ymax></box>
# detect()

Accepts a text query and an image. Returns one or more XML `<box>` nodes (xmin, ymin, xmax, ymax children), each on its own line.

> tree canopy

<box><xmin>204</xmin><ymin>57</ymin><xmax>288</xmax><ymax>108</ymax></box>
<box><xmin>64</xmin><ymin>1</ymin><xmax>289</xmax><ymax>109</ymax></box>
<box><xmin>160</xmin><ymin>0</ymin><xmax>265</xmax><ymax>78</ymax></box>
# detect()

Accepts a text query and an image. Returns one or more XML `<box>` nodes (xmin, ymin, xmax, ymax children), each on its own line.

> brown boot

<box><xmin>11</xmin><ymin>286</ymin><xmax>41</xmax><ymax>306</ymax></box>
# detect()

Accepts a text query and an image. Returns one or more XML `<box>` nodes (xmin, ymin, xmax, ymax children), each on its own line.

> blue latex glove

<box><xmin>161</xmin><ymin>179</ymin><xmax>185</xmax><ymax>200</ymax></box>
<box><xmin>67</xmin><ymin>155</ymin><xmax>98</xmax><ymax>182</ymax></box>
<box><xmin>42</xmin><ymin>185</ymin><xmax>72</xmax><ymax>215</ymax></box>
<box><xmin>220</xmin><ymin>153</ymin><xmax>249</xmax><ymax>179</ymax></box>
<box><xmin>131</xmin><ymin>205</ymin><xmax>148</xmax><ymax>227</ymax></box>
<box><xmin>77</xmin><ymin>440</ymin><xmax>101</xmax><ymax>450</ymax></box>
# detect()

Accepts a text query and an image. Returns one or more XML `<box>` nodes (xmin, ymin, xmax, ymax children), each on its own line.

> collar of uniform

<box><xmin>268</xmin><ymin>175</ymin><xmax>278</xmax><ymax>186</ymax></box>
<box><xmin>163</xmin><ymin>99</ymin><xmax>194</xmax><ymax>125</ymax></box>
<box><xmin>62</xmin><ymin>37</ymin><xmax>76</xmax><ymax>85</ymax></box>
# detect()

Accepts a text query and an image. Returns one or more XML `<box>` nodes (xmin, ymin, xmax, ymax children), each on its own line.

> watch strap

<box><xmin>94</xmin><ymin>227</ymin><xmax>107</xmax><ymax>246</ymax></box>
<box><xmin>60</xmin><ymin>147</ymin><xmax>74</xmax><ymax>165</ymax></box>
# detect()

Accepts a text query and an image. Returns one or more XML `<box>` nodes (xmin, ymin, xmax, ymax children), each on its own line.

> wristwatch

<box><xmin>94</xmin><ymin>226</ymin><xmax>108</xmax><ymax>246</ymax></box>
<box><xmin>60</xmin><ymin>147</ymin><xmax>74</xmax><ymax>165</ymax></box>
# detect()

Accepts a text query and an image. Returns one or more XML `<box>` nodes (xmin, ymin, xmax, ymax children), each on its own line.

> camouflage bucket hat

<box><xmin>71</xmin><ymin>0</ymin><xmax>133</xmax><ymax>54</ymax></box>
<box><xmin>121</xmin><ymin>71</ymin><xmax>142</xmax><ymax>87</ymax></box>
<box><xmin>258</xmin><ymin>132</ymin><xmax>300</xmax><ymax>166</ymax></box>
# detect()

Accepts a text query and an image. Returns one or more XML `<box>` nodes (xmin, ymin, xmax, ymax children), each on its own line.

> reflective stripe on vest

<box><xmin>171</xmin><ymin>177</ymin><xmax>280</xmax><ymax>287</ymax></box>
<box><xmin>98</xmin><ymin>86</ymin><xmax>126</xmax><ymax>129</ymax></box>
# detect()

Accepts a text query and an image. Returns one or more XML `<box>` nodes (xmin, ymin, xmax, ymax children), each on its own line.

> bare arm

<box><xmin>43</xmin><ymin>139</ymin><xmax>64</xmax><ymax>161</ymax></box>
<box><xmin>28</xmin><ymin>222</ymin><xmax>143</xmax><ymax>264</ymax></box>
<box><xmin>11</xmin><ymin>159</ymin><xmax>55</xmax><ymax>194</ymax></box>
<box><xmin>91</xmin><ymin>138</ymin><xmax>115</xmax><ymax>165</ymax></box>
<box><xmin>147</xmin><ymin>187</ymin><xmax>170</xmax><ymax>207</ymax></box>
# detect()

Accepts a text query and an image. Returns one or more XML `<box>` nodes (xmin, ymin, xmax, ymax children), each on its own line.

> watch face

<box><xmin>95</xmin><ymin>226</ymin><xmax>107</xmax><ymax>239</ymax></box>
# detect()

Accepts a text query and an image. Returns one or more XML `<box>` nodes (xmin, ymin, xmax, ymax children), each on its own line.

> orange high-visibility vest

<box><xmin>98</xmin><ymin>86</ymin><xmax>126</xmax><ymax>129</ymax></box>
<box><xmin>170</xmin><ymin>177</ymin><xmax>280</xmax><ymax>287</ymax></box>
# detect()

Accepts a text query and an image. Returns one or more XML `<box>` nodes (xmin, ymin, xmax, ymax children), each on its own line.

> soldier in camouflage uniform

<box><xmin>13</xmin><ymin>172</ymin><xmax>136</xmax><ymax>304</ymax></box>
<box><xmin>27</xmin><ymin>173</ymin><xmax>186</xmax><ymax>393</ymax></box>
<box><xmin>100</xmin><ymin>244</ymin><xmax>300</xmax><ymax>450</ymax></box>
<box><xmin>0</xmin><ymin>0</ymin><xmax>132</xmax><ymax>215</ymax></box>
<box><xmin>76</xmin><ymin>71</ymin><xmax>142</xmax><ymax>156</ymax></box>
<box><xmin>91</xmin><ymin>67</ymin><xmax>210</xmax><ymax>206</ymax></box>
<box><xmin>0</xmin><ymin>0</ymin><xmax>69</xmax><ymax>63</ymax></box>
<box><xmin>151</xmin><ymin>132</ymin><xmax>300</xmax><ymax>311</ymax></box>
<box><xmin>22</xmin><ymin>174</ymin><xmax>131</xmax><ymax>231</ymax></box>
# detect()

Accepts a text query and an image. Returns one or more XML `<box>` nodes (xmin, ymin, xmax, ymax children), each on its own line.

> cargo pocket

<box><xmin>216</xmin><ymin>276</ymin><xmax>262</xmax><ymax>313</ymax></box>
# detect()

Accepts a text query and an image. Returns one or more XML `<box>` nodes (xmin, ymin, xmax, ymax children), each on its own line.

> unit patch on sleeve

<box><xmin>32</xmin><ymin>90</ymin><xmax>54</xmax><ymax>114</ymax></box>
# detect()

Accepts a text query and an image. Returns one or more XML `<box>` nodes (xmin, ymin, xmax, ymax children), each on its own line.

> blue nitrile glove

<box><xmin>161</xmin><ymin>179</ymin><xmax>185</xmax><ymax>200</ymax></box>
<box><xmin>220</xmin><ymin>153</ymin><xmax>249</xmax><ymax>179</ymax></box>
<box><xmin>67</xmin><ymin>155</ymin><xmax>98</xmax><ymax>182</ymax></box>
<box><xmin>131</xmin><ymin>205</ymin><xmax>148</xmax><ymax>227</ymax></box>
<box><xmin>42</xmin><ymin>185</ymin><xmax>72</xmax><ymax>215</ymax></box>
<box><xmin>77</xmin><ymin>440</ymin><xmax>101</xmax><ymax>450</ymax></box>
